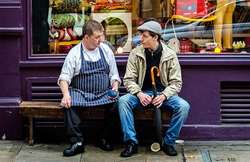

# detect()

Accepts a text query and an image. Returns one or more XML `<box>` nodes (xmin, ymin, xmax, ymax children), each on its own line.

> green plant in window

<box><xmin>52</xmin><ymin>14</ymin><xmax>76</xmax><ymax>28</ymax></box>
<box><xmin>49</xmin><ymin>0</ymin><xmax>85</xmax><ymax>13</ymax></box>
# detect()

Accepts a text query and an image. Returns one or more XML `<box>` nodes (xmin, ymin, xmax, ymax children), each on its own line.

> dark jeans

<box><xmin>63</xmin><ymin>104</ymin><xmax>117</xmax><ymax>144</ymax></box>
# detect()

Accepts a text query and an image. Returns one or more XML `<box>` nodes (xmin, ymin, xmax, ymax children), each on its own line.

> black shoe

<box><xmin>120</xmin><ymin>140</ymin><xmax>138</xmax><ymax>157</ymax></box>
<box><xmin>162</xmin><ymin>144</ymin><xmax>177</xmax><ymax>156</ymax></box>
<box><xmin>97</xmin><ymin>138</ymin><xmax>114</xmax><ymax>151</ymax></box>
<box><xmin>63</xmin><ymin>142</ymin><xmax>85</xmax><ymax>157</ymax></box>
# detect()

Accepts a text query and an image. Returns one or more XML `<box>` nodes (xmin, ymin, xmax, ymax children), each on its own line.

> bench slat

<box><xmin>20</xmin><ymin>101</ymin><xmax>61</xmax><ymax>109</ymax></box>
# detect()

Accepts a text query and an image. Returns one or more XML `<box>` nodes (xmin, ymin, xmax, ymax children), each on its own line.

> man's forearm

<box><xmin>59</xmin><ymin>80</ymin><xmax>70</xmax><ymax>96</ymax></box>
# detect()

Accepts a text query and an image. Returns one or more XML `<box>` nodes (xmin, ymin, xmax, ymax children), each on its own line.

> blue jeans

<box><xmin>117</xmin><ymin>91</ymin><xmax>190</xmax><ymax>145</ymax></box>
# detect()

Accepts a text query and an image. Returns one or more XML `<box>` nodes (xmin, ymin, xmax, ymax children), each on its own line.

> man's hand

<box><xmin>109</xmin><ymin>80</ymin><xmax>119</xmax><ymax>100</ymax></box>
<box><xmin>59</xmin><ymin>80</ymin><xmax>71</xmax><ymax>108</ymax></box>
<box><xmin>111</xmin><ymin>80</ymin><xmax>119</xmax><ymax>91</ymax></box>
<box><xmin>152</xmin><ymin>94</ymin><xmax>166</xmax><ymax>108</ymax></box>
<box><xmin>107</xmin><ymin>89</ymin><xmax>119</xmax><ymax>100</ymax></box>
<box><xmin>61</xmin><ymin>94</ymin><xmax>71</xmax><ymax>108</ymax></box>
<box><xmin>137</xmin><ymin>92</ymin><xmax>153</xmax><ymax>107</ymax></box>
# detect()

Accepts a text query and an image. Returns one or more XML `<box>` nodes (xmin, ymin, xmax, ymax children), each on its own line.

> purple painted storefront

<box><xmin>1</xmin><ymin>0</ymin><xmax>250</xmax><ymax>141</ymax></box>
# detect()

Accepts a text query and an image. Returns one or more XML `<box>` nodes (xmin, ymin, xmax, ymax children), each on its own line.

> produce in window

<box><xmin>92</xmin><ymin>0</ymin><xmax>131</xmax><ymax>12</ymax></box>
<box><xmin>48</xmin><ymin>0</ymin><xmax>89</xmax><ymax>53</ymax></box>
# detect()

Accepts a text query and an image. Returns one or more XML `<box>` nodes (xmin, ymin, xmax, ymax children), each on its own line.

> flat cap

<box><xmin>137</xmin><ymin>20</ymin><xmax>162</xmax><ymax>35</ymax></box>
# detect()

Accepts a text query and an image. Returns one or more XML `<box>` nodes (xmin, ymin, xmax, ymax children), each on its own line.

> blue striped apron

<box><xmin>69</xmin><ymin>44</ymin><xmax>115</xmax><ymax>107</ymax></box>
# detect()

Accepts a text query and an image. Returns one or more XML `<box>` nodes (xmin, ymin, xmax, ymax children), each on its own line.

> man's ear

<box><xmin>83</xmin><ymin>34</ymin><xmax>89</xmax><ymax>40</ymax></box>
<box><xmin>154</xmin><ymin>35</ymin><xmax>159</xmax><ymax>40</ymax></box>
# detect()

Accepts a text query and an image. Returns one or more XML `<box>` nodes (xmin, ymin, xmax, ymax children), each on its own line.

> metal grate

<box><xmin>31</xmin><ymin>82</ymin><xmax>62</xmax><ymax>101</ymax></box>
<box><xmin>221</xmin><ymin>82</ymin><xmax>250</xmax><ymax>124</ymax></box>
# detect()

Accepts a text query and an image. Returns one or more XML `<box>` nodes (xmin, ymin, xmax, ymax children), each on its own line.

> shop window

<box><xmin>32</xmin><ymin>0</ymin><xmax>89</xmax><ymax>54</ymax></box>
<box><xmin>32</xmin><ymin>0</ymin><xmax>250</xmax><ymax>55</ymax></box>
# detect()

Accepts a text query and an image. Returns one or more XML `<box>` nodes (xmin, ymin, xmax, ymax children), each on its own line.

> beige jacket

<box><xmin>123</xmin><ymin>42</ymin><xmax>182</xmax><ymax>99</ymax></box>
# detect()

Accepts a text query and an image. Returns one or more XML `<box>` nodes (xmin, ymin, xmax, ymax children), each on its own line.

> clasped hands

<box><xmin>137</xmin><ymin>91</ymin><xmax>166</xmax><ymax>108</ymax></box>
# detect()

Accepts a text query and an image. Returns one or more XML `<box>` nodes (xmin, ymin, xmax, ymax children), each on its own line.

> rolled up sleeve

<box><xmin>109</xmin><ymin>55</ymin><xmax>121</xmax><ymax>85</ymax></box>
<box><xmin>57</xmin><ymin>53</ymin><xmax>77</xmax><ymax>86</ymax></box>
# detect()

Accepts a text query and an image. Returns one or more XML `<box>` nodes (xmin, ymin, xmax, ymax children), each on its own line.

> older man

<box><xmin>58</xmin><ymin>20</ymin><xmax>121</xmax><ymax>156</ymax></box>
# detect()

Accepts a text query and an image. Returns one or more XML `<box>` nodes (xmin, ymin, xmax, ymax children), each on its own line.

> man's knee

<box><xmin>118</xmin><ymin>94</ymin><xmax>130</xmax><ymax>103</ymax></box>
<box><xmin>178</xmin><ymin>99</ymin><xmax>190</xmax><ymax>117</ymax></box>
<box><xmin>117</xmin><ymin>94</ymin><xmax>137</xmax><ymax>112</ymax></box>
<box><xmin>167</xmin><ymin>96</ymin><xmax>190</xmax><ymax>116</ymax></box>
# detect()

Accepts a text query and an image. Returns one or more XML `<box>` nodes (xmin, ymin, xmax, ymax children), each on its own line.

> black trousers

<box><xmin>63</xmin><ymin>104</ymin><xmax>117</xmax><ymax>144</ymax></box>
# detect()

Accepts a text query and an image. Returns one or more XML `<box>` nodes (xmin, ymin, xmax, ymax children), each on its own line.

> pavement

<box><xmin>1</xmin><ymin>140</ymin><xmax>250</xmax><ymax>162</ymax></box>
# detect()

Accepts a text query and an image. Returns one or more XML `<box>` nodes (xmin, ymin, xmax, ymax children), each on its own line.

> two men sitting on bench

<box><xmin>58</xmin><ymin>19</ymin><xmax>189</xmax><ymax>157</ymax></box>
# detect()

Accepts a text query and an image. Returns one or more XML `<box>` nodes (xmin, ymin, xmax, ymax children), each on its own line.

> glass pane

<box><xmin>32</xmin><ymin>0</ymin><xmax>250</xmax><ymax>55</ymax></box>
<box><xmin>132</xmin><ymin>0</ymin><xmax>250</xmax><ymax>54</ymax></box>
<box><xmin>33</xmin><ymin>0</ymin><xmax>90</xmax><ymax>54</ymax></box>
<box><xmin>32</xmin><ymin>0</ymin><xmax>49</xmax><ymax>54</ymax></box>
<box><xmin>32</xmin><ymin>0</ymin><xmax>132</xmax><ymax>55</ymax></box>
<box><xmin>91</xmin><ymin>0</ymin><xmax>132</xmax><ymax>54</ymax></box>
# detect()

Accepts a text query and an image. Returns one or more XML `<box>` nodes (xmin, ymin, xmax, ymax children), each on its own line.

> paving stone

<box><xmin>81</xmin><ymin>144</ymin><xmax>184</xmax><ymax>162</ymax></box>
<box><xmin>0</xmin><ymin>140</ymin><xmax>22</xmax><ymax>162</ymax></box>
<box><xmin>15</xmin><ymin>144</ymin><xmax>81</xmax><ymax>162</ymax></box>
<box><xmin>143</xmin><ymin>147</ymin><xmax>180</xmax><ymax>162</ymax></box>
<box><xmin>145</xmin><ymin>155</ymin><xmax>180</xmax><ymax>162</ymax></box>
<box><xmin>81</xmin><ymin>145</ymin><xmax>146</xmax><ymax>162</ymax></box>
<box><xmin>0</xmin><ymin>152</ymin><xmax>16</xmax><ymax>162</ymax></box>
<box><xmin>184</xmin><ymin>149</ymin><xmax>203</xmax><ymax>162</ymax></box>
<box><xmin>0</xmin><ymin>140</ymin><xmax>22</xmax><ymax>152</ymax></box>
<box><xmin>210</xmin><ymin>150</ymin><xmax>250</xmax><ymax>162</ymax></box>
<box><xmin>1</xmin><ymin>140</ymin><xmax>250</xmax><ymax>162</ymax></box>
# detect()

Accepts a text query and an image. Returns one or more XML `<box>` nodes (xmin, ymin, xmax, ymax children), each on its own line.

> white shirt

<box><xmin>58</xmin><ymin>42</ymin><xmax>121</xmax><ymax>86</ymax></box>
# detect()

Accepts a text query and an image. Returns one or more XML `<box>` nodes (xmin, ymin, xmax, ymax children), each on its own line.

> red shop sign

<box><xmin>175</xmin><ymin>0</ymin><xmax>208</xmax><ymax>18</ymax></box>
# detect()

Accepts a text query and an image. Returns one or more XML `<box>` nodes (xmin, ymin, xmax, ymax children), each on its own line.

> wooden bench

<box><xmin>20</xmin><ymin>101</ymin><xmax>62</xmax><ymax>145</ymax></box>
<box><xmin>20</xmin><ymin>101</ymin><xmax>170</xmax><ymax>145</ymax></box>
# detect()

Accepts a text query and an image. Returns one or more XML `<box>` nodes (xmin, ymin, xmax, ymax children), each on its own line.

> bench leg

<box><xmin>28</xmin><ymin>117</ymin><xmax>34</xmax><ymax>145</ymax></box>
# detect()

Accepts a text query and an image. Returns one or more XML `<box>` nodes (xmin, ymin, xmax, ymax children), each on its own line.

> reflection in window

<box><xmin>102</xmin><ymin>18</ymin><xmax>128</xmax><ymax>53</ymax></box>
<box><xmin>32</xmin><ymin>0</ymin><xmax>250</xmax><ymax>55</ymax></box>
<box><xmin>132</xmin><ymin>0</ymin><xmax>250</xmax><ymax>53</ymax></box>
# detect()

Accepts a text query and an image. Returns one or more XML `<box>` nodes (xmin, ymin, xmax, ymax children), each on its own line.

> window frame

<box><xmin>25</xmin><ymin>0</ymin><xmax>250</xmax><ymax>62</ymax></box>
